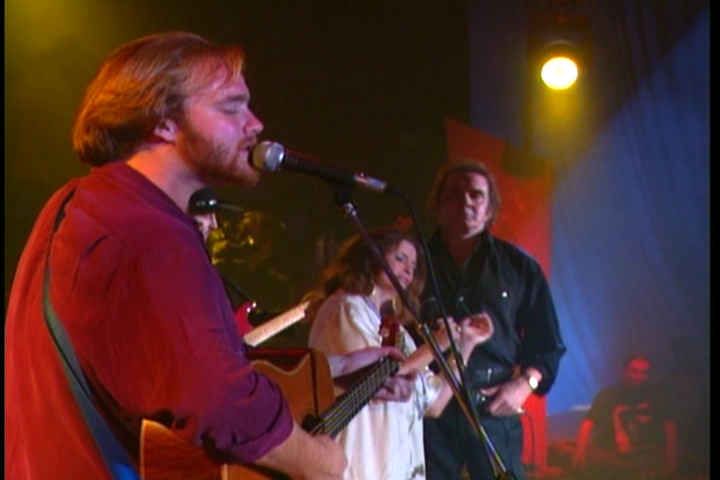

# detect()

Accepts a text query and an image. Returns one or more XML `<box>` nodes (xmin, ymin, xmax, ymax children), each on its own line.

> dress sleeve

<box><xmin>308</xmin><ymin>294</ymin><xmax>382</xmax><ymax>355</ymax></box>
<box><xmin>417</xmin><ymin>367</ymin><xmax>443</xmax><ymax>414</ymax></box>
<box><xmin>393</xmin><ymin>328</ymin><xmax>442</xmax><ymax>416</ymax></box>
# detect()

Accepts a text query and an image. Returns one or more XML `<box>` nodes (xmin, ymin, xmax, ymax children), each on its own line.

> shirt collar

<box><xmin>430</xmin><ymin>229</ymin><xmax>493</xmax><ymax>263</ymax></box>
<box><xmin>92</xmin><ymin>161</ymin><xmax>195</xmax><ymax>227</ymax></box>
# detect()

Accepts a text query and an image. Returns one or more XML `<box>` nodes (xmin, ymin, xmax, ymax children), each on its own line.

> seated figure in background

<box><xmin>572</xmin><ymin>354</ymin><xmax>678</xmax><ymax>480</ymax></box>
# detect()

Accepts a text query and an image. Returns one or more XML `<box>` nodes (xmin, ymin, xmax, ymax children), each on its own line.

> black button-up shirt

<box><xmin>422</xmin><ymin>230</ymin><xmax>566</xmax><ymax>395</ymax></box>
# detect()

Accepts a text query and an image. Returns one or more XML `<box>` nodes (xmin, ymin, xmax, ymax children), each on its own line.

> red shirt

<box><xmin>5</xmin><ymin>162</ymin><xmax>292</xmax><ymax>479</ymax></box>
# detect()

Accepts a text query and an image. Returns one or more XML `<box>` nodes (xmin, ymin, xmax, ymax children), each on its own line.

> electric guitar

<box><xmin>139</xmin><ymin>350</ymin><xmax>399</xmax><ymax>480</ymax></box>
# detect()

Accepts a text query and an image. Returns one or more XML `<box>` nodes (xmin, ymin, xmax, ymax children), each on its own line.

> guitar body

<box><xmin>140</xmin><ymin>349</ymin><xmax>334</xmax><ymax>480</ymax></box>
<box><xmin>248</xmin><ymin>348</ymin><xmax>335</xmax><ymax>422</ymax></box>
<box><xmin>140</xmin><ymin>419</ymin><xmax>226</xmax><ymax>480</ymax></box>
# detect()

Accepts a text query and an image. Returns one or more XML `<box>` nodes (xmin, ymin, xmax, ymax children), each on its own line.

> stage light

<box><xmin>541</xmin><ymin>57</ymin><xmax>578</xmax><ymax>89</ymax></box>
<box><xmin>539</xmin><ymin>40</ymin><xmax>581</xmax><ymax>90</ymax></box>
<box><xmin>528</xmin><ymin>10</ymin><xmax>591</xmax><ymax>92</ymax></box>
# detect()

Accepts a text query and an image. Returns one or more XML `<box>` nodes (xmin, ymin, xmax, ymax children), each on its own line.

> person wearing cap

<box><xmin>421</xmin><ymin>160</ymin><xmax>567</xmax><ymax>480</ymax></box>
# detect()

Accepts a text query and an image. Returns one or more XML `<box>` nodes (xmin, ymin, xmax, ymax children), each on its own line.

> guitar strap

<box><xmin>42</xmin><ymin>188</ymin><xmax>139</xmax><ymax>480</ymax></box>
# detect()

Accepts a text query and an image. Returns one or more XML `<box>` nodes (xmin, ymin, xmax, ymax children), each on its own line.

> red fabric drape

<box><xmin>444</xmin><ymin>117</ymin><xmax>553</xmax><ymax>470</ymax></box>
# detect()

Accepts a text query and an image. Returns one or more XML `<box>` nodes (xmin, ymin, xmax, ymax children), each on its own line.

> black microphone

<box><xmin>188</xmin><ymin>187</ymin><xmax>245</xmax><ymax>214</ymax></box>
<box><xmin>251</xmin><ymin>141</ymin><xmax>397</xmax><ymax>194</ymax></box>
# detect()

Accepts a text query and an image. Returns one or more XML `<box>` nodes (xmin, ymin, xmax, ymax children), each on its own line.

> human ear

<box><xmin>484</xmin><ymin>207</ymin><xmax>494</xmax><ymax>224</ymax></box>
<box><xmin>153</xmin><ymin>118</ymin><xmax>179</xmax><ymax>143</ymax></box>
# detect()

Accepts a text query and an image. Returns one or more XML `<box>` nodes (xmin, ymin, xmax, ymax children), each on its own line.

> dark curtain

<box><xmin>546</xmin><ymin>0</ymin><xmax>709</xmax><ymax>412</ymax></box>
<box><xmin>548</xmin><ymin>1</ymin><xmax>709</xmax><ymax>467</ymax></box>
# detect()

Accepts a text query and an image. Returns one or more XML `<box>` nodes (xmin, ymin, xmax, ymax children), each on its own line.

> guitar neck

<box><xmin>304</xmin><ymin>356</ymin><xmax>399</xmax><ymax>438</ymax></box>
<box><xmin>243</xmin><ymin>301</ymin><xmax>309</xmax><ymax>347</ymax></box>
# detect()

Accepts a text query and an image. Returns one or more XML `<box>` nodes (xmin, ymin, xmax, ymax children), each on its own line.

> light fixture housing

<box><xmin>528</xmin><ymin>11</ymin><xmax>591</xmax><ymax>91</ymax></box>
<box><xmin>538</xmin><ymin>39</ymin><xmax>581</xmax><ymax>90</ymax></box>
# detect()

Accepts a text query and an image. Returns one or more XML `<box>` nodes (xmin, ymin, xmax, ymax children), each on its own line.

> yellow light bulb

<box><xmin>541</xmin><ymin>56</ymin><xmax>579</xmax><ymax>90</ymax></box>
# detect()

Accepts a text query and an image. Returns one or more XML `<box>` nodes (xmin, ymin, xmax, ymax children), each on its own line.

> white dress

<box><xmin>308</xmin><ymin>290</ymin><xmax>442</xmax><ymax>480</ymax></box>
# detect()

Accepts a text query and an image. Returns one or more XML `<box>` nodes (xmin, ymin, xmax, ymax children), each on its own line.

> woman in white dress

<box><xmin>307</xmin><ymin>228</ymin><xmax>493</xmax><ymax>480</ymax></box>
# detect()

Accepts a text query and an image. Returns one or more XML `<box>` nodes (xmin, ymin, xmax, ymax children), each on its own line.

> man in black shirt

<box><xmin>422</xmin><ymin>161</ymin><xmax>566</xmax><ymax>480</ymax></box>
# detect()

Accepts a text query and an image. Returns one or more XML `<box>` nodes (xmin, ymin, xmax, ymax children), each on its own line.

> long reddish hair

<box><xmin>304</xmin><ymin>228</ymin><xmax>426</xmax><ymax>324</ymax></box>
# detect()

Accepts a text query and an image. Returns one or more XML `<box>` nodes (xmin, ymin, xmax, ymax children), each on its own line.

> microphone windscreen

<box><xmin>188</xmin><ymin>187</ymin><xmax>218</xmax><ymax>214</ymax></box>
<box><xmin>251</xmin><ymin>141</ymin><xmax>285</xmax><ymax>172</ymax></box>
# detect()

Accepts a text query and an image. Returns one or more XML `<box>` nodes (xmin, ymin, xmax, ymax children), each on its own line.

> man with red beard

<box><xmin>5</xmin><ymin>32</ymin><xmax>350</xmax><ymax>480</ymax></box>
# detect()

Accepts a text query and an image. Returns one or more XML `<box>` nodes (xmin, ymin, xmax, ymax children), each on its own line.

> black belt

<box><xmin>466</xmin><ymin>365</ymin><xmax>516</xmax><ymax>412</ymax></box>
<box><xmin>468</xmin><ymin>365</ymin><xmax>516</xmax><ymax>390</ymax></box>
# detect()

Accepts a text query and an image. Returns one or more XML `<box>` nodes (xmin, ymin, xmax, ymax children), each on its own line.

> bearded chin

<box><xmin>195</xmin><ymin>147</ymin><xmax>233</xmax><ymax>182</ymax></box>
<box><xmin>180</xmin><ymin>133</ymin><xmax>253</xmax><ymax>186</ymax></box>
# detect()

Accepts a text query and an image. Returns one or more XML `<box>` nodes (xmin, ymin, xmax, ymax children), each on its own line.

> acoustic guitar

<box><xmin>139</xmin><ymin>349</ymin><xmax>399</xmax><ymax>480</ymax></box>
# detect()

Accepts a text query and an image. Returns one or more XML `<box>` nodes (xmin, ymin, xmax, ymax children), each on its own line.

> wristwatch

<box><xmin>524</xmin><ymin>372</ymin><xmax>539</xmax><ymax>391</ymax></box>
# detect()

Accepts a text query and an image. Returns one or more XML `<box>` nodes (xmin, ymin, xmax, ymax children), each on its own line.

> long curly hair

<box><xmin>304</xmin><ymin>228</ymin><xmax>426</xmax><ymax>324</ymax></box>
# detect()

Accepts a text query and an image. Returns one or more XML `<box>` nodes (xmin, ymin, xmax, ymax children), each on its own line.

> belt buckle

<box><xmin>474</xmin><ymin>367</ymin><xmax>495</xmax><ymax>410</ymax></box>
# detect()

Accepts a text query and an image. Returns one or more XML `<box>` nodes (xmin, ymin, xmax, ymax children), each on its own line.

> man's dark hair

<box><xmin>427</xmin><ymin>160</ymin><xmax>502</xmax><ymax>229</ymax></box>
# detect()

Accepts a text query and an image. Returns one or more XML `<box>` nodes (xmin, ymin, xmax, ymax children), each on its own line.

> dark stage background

<box><xmin>5</xmin><ymin>0</ymin><xmax>470</xmax><ymax>309</ymax></box>
<box><xmin>5</xmin><ymin>0</ymin><xmax>709</xmax><ymax>475</ymax></box>
<box><xmin>470</xmin><ymin>2</ymin><xmax>708</xmax><ymax>475</ymax></box>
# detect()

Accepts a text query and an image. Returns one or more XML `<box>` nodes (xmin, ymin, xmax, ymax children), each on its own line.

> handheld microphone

<box><xmin>251</xmin><ymin>141</ymin><xmax>397</xmax><ymax>194</ymax></box>
<box><xmin>188</xmin><ymin>187</ymin><xmax>245</xmax><ymax>214</ymax></box>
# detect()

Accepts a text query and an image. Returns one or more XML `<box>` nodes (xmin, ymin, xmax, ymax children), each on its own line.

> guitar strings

<box><xmin>312</xmin><ymin>360</ymin><xmax>393</xmax><ymax>435</ymax></box>
<box><xmin>314</xmin><ymin>366</ymin><xmax>388</xmax><ymax>436</ymax></box>
<box><xmin>311</xmin><ymin>358</ymin><xmax>398</xmax><ymax>437</ymax></box>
